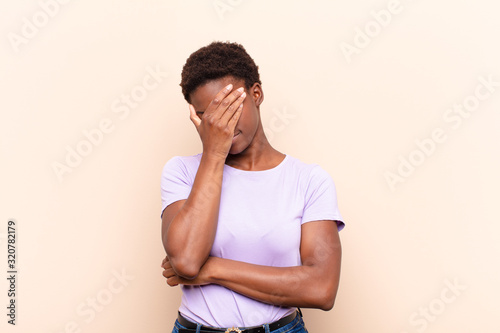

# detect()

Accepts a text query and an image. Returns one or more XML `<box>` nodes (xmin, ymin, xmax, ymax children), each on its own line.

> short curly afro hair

<box><xmin>180</xmin><ymin>41</ymin><xmax>262</xmax><ymax>103</ymax></box>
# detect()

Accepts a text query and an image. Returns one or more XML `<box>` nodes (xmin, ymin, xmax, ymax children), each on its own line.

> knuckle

<box><xmin>205</xmin><ymin>116</ymin><xmax>215</xmax><ymax>125</ymax></box>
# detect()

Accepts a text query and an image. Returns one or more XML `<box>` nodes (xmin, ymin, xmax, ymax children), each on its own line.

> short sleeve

<box><xmin>160</xmin><ymin>156</ymin><xmax>193</xmax><ymax>217</ymax></box>
<box><xmin>301</xmin><ymin>165</ymin><xmax>345</xmax><ymax>231</ymax></box>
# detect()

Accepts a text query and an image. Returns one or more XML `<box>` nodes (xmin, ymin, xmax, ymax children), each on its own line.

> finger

<box><xmin>161</xmin><ymin>261</ymin><xmax>172</xmax><ymax>270</ymax></box>
<box><xmin>161</xmin><ymin>256</ymin><xmax>168</xmax><ymax>267</ymax></box>
<box><xmin>221</xmin><ymin>90</ymin><xmax>246</xmax><ymax>126</ymax></box>
<box><xmin>162</xmin><ymin>268</ymin><xmax>176</xmax><ymax>278</ymax></box>
<box><xmin>205</xmin><ymin>83</ymin><xmax>234</xmax><ymax>117</ymax></box>
<box><xmin>228</xmin><ymin>102</ymin><xmax>244</xmax><ymax>132</ymax></box>
<box><xmin>167</xmin><ymin>276</ymin><xmax>179</xmax><ymax>287</ymax></box>
<box><xmin>189</xmin><ymin>104</ymin><xmax>201</xmax><ymax>128</ymax></box>
<box><xmin>215</xmin><ymin>87</ymin><xmax>245</xmax><ymax>120</ymax></box>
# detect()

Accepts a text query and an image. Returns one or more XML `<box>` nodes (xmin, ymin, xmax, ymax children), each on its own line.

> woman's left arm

<box><xmin>162</xmin><ymin>220</ymin><xmax>342</xmax><ymax>311</ymax></box>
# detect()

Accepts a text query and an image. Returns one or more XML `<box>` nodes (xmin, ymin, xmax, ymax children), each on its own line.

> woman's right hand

<box><xmin>189</xmin><ymin>83</ymin><xmax>246</xmax><ymax>160</ymax></box>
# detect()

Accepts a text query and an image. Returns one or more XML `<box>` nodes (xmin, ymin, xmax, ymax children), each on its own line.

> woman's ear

<box><xmin>250</xmin><ymin>82</ymin><xmax>264</xmax><ymax>107</ymax></box>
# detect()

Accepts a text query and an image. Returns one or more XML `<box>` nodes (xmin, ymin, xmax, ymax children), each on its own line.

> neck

<box><xmin>225</xmin><ymin>121</ymin><xmax>284</xmax><ymax>171</ymax></box>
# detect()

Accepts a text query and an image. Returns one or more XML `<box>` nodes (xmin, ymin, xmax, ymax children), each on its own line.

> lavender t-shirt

<box><xmin>160</xmin><ymin>153</ymin><xmax>345</xmax><ymax>327</ymax></box>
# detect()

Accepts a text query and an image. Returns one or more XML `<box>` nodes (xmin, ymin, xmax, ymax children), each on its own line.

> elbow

<box><xmin>164</xmin><ymin>240</ymin><xmax>202</xmax><ymax>279</ymax></box>
<box><xmin>319</xmin><ymin>295</ymin><xmax>336</xmax><ymax>311</ymax></box>
<box><xmin>167</xmin><ymin>255</ymin><xmax>202</xmax><ymax>280</ymax></box>
<box><xmin>312</xmin><ymin>286</ymin><xmax>337</xmax><ymax>311</ymax></box>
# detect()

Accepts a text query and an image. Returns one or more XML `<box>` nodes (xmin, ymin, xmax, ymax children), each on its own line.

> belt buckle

<box><xmin>225</xmin><ymin>327</ymin><xmax>242</xmax><ymax>333</ymax></box>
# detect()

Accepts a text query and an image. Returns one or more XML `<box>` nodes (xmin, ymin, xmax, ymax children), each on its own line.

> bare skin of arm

<box><xmin>161</xmin><ymin>84</ymin><xmax>246</xmax><ymax>279</ymax></box>
<box><xmin>162</xmin><ymin>220</ymin><xmax>342</xmax><ymax>310</ymax></box>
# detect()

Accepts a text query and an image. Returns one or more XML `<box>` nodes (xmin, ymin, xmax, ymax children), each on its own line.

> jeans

<box><xmin>171</xmin><ymin>312</ymin><xmax>309</xmax><ymax>333</ymax></box>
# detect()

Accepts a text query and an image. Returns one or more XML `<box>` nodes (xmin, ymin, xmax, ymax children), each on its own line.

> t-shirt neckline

<box><xmin>224</xmin><ymin>154</ymin><xmax>289</xmax><ymax>174</ymax></box>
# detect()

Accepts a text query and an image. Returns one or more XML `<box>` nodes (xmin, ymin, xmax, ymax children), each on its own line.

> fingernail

<box><xmin>236</xmin><ymin>87</ymin><xmax>244</xmax><ymax>92</ymax></box>
<box><xmin>226</xmin><ymin>84</ymin><xmax>233</xmax><ymax>91</ymax></box>
<box><xmin>240</xmin><ymin>92</ymin><xmax>246</xmax><ymax>98</ymax></box>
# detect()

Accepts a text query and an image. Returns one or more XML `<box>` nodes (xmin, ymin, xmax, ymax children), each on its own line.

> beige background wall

<box><xmin>1</xmin><ymin>0</ymin><xmax>499</xmax><ymax>332</ymax></box>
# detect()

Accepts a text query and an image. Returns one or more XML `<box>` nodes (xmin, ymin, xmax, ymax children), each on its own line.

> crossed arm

<box><xmin>162</xmin><ymin>214</ymin><xmax>342</xmax><ymax>311</ymax></box>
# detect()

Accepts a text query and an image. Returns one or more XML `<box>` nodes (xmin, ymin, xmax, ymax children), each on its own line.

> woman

<box><xmin>160</xmin><ymin>41</ymin><xmax>345</xmax><ymax>333</ymax></box>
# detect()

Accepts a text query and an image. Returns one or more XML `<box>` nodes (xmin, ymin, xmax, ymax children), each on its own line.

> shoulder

<box><xmin>283</xmin><ymin>155</ymin><xmax>339</xmax><ymax>200</ymax></box>
<box><xmin>162</xmin><ymin>153</ymin><xmax>202</xmax><ymax>169</ymax></box>
<box><xmin>161</xmin><ymin>153</ymin><xmax>202</xmax><ymax>178</ymax></box>
<box><xmin>284</xmin><ymin>154</ymin><xmax>333</xmax><ymax>181</ymax></box>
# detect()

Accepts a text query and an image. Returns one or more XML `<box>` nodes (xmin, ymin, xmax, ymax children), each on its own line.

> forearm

<box><xmin>163</xmin><ymin>153</ymin><xmax>225</xmax><ymax>277</ymax></box>
<box><xmin>163</xmin><ymin>221</ymin><xmax>343</xmax><ymax>309</ymax></box>
<box><xmin>207</xmin><ymin>257</ymin><xmax>341</xmax><ymax>310</ymax></box>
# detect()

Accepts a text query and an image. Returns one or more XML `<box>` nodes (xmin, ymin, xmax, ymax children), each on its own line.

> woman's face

<box><xmin>188</xmin><ymin>76</ymin><xmax>264</xmax><ymax>155</ymax></box>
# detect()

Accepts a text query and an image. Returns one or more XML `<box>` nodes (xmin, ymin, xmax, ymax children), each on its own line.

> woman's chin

<box><xmin>229</xmin><ymin>143</ymin><xmax>245</xmax><ymax>156</ymax></box>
